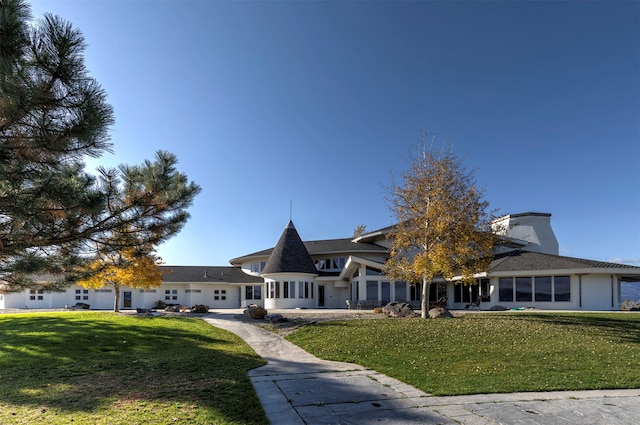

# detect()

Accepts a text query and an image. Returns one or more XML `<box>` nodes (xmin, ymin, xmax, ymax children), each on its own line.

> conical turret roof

<box><xmin>262</xmin><ymin>221</ymin><xmax>318</xmax><ymax>275</ymax></box>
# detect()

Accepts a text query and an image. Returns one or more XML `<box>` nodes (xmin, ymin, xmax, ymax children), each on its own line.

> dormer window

<box><xmin>250</xmin><ymin>262</ymin><xmax>266</xmax><ymax>273</ymax></box>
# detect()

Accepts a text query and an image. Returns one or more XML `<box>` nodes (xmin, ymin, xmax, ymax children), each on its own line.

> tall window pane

<box><xmin>298</xmin><ymin>282</ymin><xmax>304</xmax><ymax>298</ymax></box>
<box><xmin>554</xmin><ymin>276</ymin><xmax>571</xmax><ymax>301</ymax></box>
<box><xmin>535</xmin><ymin>276</ymin><xmax>552</xmax><ymax>301</ymax></box>
<box><xmin>254</xmin><ymin>286</ymin><xmax>261</xmax><ymax>300</ymax></box>
<box><xmin>394</xmin><ymin>281</ymin><xmax>407</xmax><ymax>302</ymax></box>
<box><xmin>499</xmin><ymin>278</ymin><xmax>513</xmax><ymax>302</ymax></box>
<box><xmin>366</xmin><ymin>281</ymin><xmax>378</xmax><ymax>301</ymax></box>
<box><xmin>245</xmin><ymin>286</ymin><xmax>253</xmax><ymax>300</ymax></box>
<box><xmin>283</xmin><ymin>281</ymin><xmax>289</xmax><ymax>298</ymax></box>
<box><xmin>516</xmin><ymin>277</ymin><xmax>532</xmax><ymax>302</ymax></box>
<box><xmin>381</xmin><ymin>282</ymin><xmax>390</xmax><ymax>304</ymax></box>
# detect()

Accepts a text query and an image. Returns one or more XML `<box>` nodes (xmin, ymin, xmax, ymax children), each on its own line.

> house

<box><xmin>1</xmin><ymin>212</ymin><xmax>639</xmax><ymax>311</ymax></box>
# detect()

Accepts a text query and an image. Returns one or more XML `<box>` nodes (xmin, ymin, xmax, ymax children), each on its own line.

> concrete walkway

<box><xmin>204</xmin><ymin>312</ymin><xmax>640</xmax><ymax>425</ymax></box>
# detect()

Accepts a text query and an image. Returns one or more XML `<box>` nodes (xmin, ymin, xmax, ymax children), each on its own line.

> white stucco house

<box><xmin>1</xmin><ymin>212</ymin><xmax>639</xmax><ymax>311</ymax></box>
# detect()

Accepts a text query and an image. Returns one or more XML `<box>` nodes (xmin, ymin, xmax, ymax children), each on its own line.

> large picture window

<box><xmin>515</xmin><ymin>277</ymin><xmax>532</xmax><ymax>302</ymax></box>
<box><xmin>499</xmin><ymin>277</ymin><xmax>513</xmax><ymax>302</ymax></box>
<box><xmin>534</xmin><ymin>276</ymin><xmax>552</xmax><ymax>301</ymax></box>
<box><xmin>394</xmin><ymin>281</ymin><xmax>407</xmax><ymax>302</ymax></box>
<box><xmin>366</xmin><ymin>281</ymin><xmax>378</xmax><ymax>301</ymax></box>
<box><xmin>554</xmin><ymin>276</ymin><xmax>571</xmax><ymax>301</ymax></box>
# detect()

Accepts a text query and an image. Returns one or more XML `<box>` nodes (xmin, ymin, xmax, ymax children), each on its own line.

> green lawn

<box><xmin>287</xmin><ymin>312</ymin><xmax>640</xmax><ymax>396</ymax></box>
<box><xmin>0</xmin><ymin>312</ymin><xmax>268</xmax><ymax>425</ymax></box>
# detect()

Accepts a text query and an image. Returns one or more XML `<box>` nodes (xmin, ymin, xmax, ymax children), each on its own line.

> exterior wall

<box><xmin>580</xmin><ymin>275</ymin><xmax>617</xmax><ymax>310</ymax></box>
<box><xmin>316</xmin><ymin>280</ymin><xmax>350</xmax><ymax>308</ymax></box>
<box><xmin>492</xmin><ymin>213</ymin><xmax>559</xmax><ymax>255</ymax></box>
<box><xmin>262</xmin><ymin>273</ymin><xmax>317</xmax><ymax>309</ymax></box>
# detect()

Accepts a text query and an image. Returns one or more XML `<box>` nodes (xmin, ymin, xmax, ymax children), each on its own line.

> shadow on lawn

<box><xmin>509</xmin><ymin>312</ymin><xmax>640</xmax><ymax>344</ymax></box>
<box><xmin>0</xmin><ymin>313</ymin><xmax>267</xmax><ymax>424</ymax></box>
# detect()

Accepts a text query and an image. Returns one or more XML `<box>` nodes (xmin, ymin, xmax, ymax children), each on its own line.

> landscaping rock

<box><xmin>489</xmin><ymin>305</ymin><xmax>509</xmax><ymax>311</ymax></box>
<box><xmin>244</xmin><ymin>306</ymin><xmax>267</xmax><ymax>320</ymax></box>
<box><xmin>165</xmin><ymin>305</ymin><xmax>181</xmax><ymax>312</ymax></box>
<box><xmin>382</xmin><ymin>302</ymin><xmax>419</xmax><ymax>318</ymax></box>
<box><xmin>429</xmin><ymin>306</ymin><xmax>453</xmax><ymax>318</ymax></box>
<box><xmin>265</xmin><ymin>313</ymin><xmax>285</xmax><ymax>323</ymax></box>
<box><xmin>190</xmin><ymin>304</ymin><xmax>209</xmax><ymax>313</ymax></box>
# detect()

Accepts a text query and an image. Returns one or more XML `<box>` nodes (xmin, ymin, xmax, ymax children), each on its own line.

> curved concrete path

<box><xmin>205</xmin><ymin>312</ymin><xmax>640</xmax><ymax>425</ymax></box>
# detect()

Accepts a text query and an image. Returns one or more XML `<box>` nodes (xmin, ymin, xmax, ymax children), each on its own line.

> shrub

<box><xmin>152</xmin><ymin>300</ymin><xmax>167</xmax><ymax>309</ymax></box>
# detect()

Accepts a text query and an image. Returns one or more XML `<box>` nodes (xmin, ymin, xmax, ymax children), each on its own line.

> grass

<box><xmin>286</xmin><ymin>312</ymin><xmax>640</xmax><ymax>396</ymax></box>
<box><xmin>0</xmin><ymin>312</ymin><xmax>268</xmax><ymax>425</ymax></box>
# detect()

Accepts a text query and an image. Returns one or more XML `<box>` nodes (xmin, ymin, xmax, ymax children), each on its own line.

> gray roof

<box><xmin>491</xmin><ymin>250</ymin><xmax>640</xmax><ymax>274</ymax></box>
<box><xmin>159</xmin><ymin>266</ymin><xmax>262</xmax><ymax>284</ymax></box>
<box><xmin>261</xmin><ymin>221</ymin><xmax>318</xmax><ymax>275</ymax></box>
<box><xmin>230</xmin><ymin>236</ymin><xmax>388</xmax><ymax>264</ymax></box>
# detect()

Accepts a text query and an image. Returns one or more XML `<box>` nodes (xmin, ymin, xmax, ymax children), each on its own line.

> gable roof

<box><xmin>490</xmin><ymin>250</ymin><xmax>640</xmax><ymax>280</ymax></box>
<box><xmin>159</xmin><ymin>266</ymin><xmax>262</xmax><ymax>284</ymax></box>
<box><xmin>261</xmin><ymin>221</ymin><xmax>318</xmax><ymax>275</ymax></box>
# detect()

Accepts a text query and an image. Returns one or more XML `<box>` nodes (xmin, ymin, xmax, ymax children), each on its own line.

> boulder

<box><xmin>489</xmin><ymin>305</ymin><xmax>509</xmax><ymax>311</ymax></box>
<box><xmin>190</xmin><ymin>304</ymin><xmax>210</xmax><ymax>313</ymax></box>
<box><xmin>429</xmin><ymin>306</ymin><xmax>453</xmax><ymax>319</ymax></box>
<box><xmin>264</xmin><ymin>313</ymin><xmax>285</xmax><ymax>323</ymax></box>
<box><xmin>244</xmin><ymin>306</ymin><xmax>267</xmax><ymax>320</ymax></box>
<box><xmin>382</xmin><ymin>302</ymin><xmax>419</xmax><ymax>318</ymax></box>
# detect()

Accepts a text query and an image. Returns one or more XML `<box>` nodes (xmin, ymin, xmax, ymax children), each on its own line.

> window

<box><xmin>366</xmin><ymin>281</ymin><xmax>378</xmax><ymax>301</ymax></box>
<box><xmin>479</xmin><ymin>279</ymin><xmax>491</xmax><ymax>302</ymax></box>
<box><xmin>268</xmin><ymin>281</ymin><xmax>275</xmax><ymax>299</ymax></box>
<box><xmin>394</xmin><ymin>281</ymin><xmax>407</xmax><ymax>302</ymax></box>
<box><xmin>246</xmin><ymin>285</ymin><xmax>262</xmax><ymax>300</ymax></box>
<box><xmin>283</xmin><ymin>281</ymin><xmax>289</xmax><ymax>298</ymax></box>
<box><xmin>499</xmin><ymin>277</ymin><xmax>514</xmax><ymax>302</ymax></box>
<box><xmin>515</xmin><ymin>277</ymin><xmax>532</xmax><ymax>302</ymax></box>
<box><xmin>275</xmin><ymin>282</ymin><xmax>280</xmax><ymax>298</ymax></box>
<box><xmin>298</xmin><ymin>282</ymin><xmax>304</xmax><ymax>298</ymax></box>
<box><xmin>288</xmin><ymin>281</ymin><xmax>295</xmax><ymax>298</ymax></box>
<box><xmin>29</xmin><ymin>289</ymin><xmax>44</xmax><ymax>301</ymax></box>
<box><xmin>554</xmin><ymin>276</ymin><xmax>571</xmax><ymax>301</ymax></box>
<box><xmin>381</xmin><ymin>281</ymin><xmax>390</xmax><ymax>304</ymax></box>
<box><xmin>251</xmin><ymin>262</ymin><xmax>266</xmax><ymax>273</ymax></box>
<box><xmin>535</xmin><ymin>276</ymin><xmax>552</xmax><ymax>301</ymax></box>
<box><xmin>315</xmin><ymin>257</ymin><xmax>346</xmax><ymax>271</ymax></box>
<box><xmin>454</xmin><ymin>283</ymin><xmax>476</xmax><ymax>303</ymax></box>
<box><xmin>366</xmin><ymin>267</ymin><xmax>381</xmax><ymax>276</ymax></box>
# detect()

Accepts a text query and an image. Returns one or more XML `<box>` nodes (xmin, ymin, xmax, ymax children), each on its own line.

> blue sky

<box><xmin>29</xmin><ymin>0</ymin><xmax>639</xmax><ymax>266</ymax></box>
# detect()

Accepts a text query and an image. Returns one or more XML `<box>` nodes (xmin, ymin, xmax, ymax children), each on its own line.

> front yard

<box><xmin>286</xmin><ymin>312</ymin><xmax>640</xmax><ymax>395</ymax></box>
<box><xmin>0</xmin><ymin>312</ymin><xmax>268</xmax><ymax>425</ymax></box>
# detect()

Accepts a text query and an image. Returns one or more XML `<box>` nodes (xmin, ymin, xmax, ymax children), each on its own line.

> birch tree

<box><xmin>383</xmin><ymin>141</ymin><xmax>496</xmax><ymax>318</ymax></box>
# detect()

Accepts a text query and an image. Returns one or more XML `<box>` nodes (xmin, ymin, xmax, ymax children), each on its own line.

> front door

<box><xmin>123</xmin><ymin>291</ymin><xmax>132</xmax><ymax>309</ymax></box>
<box><xmin>318</xmin><ymin>285</ymin><xmax>325</xmax><ymax>307</ymax></box>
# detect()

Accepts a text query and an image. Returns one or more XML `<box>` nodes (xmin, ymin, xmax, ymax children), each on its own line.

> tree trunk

<box><xmin>422</xmin><ymin>276</ymin><xmax>431</xmax><ymax>319</ymax></box>
<box><xmin>113</xmin><ymin>283</ymin><xmax>120</xmax><ymax>313</ymax></box>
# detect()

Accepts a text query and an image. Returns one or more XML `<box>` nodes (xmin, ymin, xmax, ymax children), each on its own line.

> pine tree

<box><xmin>0</xmin><ymin>0</ymin><xmax>201</xmax><ymax>290</ymax></box>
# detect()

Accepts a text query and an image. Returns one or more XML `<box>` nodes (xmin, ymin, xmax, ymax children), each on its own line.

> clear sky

<box><xmin>29</xmin><ymin>0</ymin><xmax>640</xmax><ymax>267</ymax></box>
